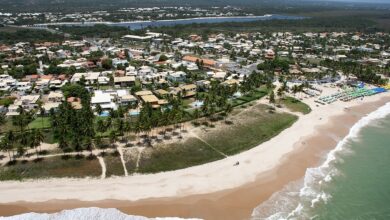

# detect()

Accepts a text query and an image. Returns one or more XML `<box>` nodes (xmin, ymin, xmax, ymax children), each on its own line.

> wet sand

<box><xmin>0</xmin><ymin>96</ymin><xmax>389</xmax><ymax>219</ymax></box>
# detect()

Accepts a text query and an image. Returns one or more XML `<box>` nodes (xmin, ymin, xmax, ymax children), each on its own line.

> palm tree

<box><xmin>34</xmin><ymin>129</ymin><xmax>45</xmax><ymax>152</ymax></box>
<box><xmin>121</xmin><ymin>120</ymin><xmax>132</xmax><ymax>144</ymax></box>
<box><xmin>0</xmin><ymin>113</ymin><xmax>5</xmax><ymax>133</ymax></box>
<box><xmin>27</xmin><ymin>130</ymin><xmax>40</xmax><ymax>158</ymax></box>
<box><xmin>5</xmin><ymin>131</ymin><xmax>15</xmax><ymax>160</ymax></box>
<box><xmin>94</xmin><ymin>135</ymin><xmax>105</xmax><ymax>153</ymax></box>
<box><xmin>58</xmin><ymin>136</ymin><xmax>68</xmax><ymax>154</ymax></box>
<box><xmin>109</xmin><ymin>130</ymin><xmax>117</xmax><ymax>148</ymax></box>
<box><xmin>133</xmin><ymin>120</ymin><xmax>142</xmax><ymax>144</ymax></box>
<box><xmin>95</xmin><ymin>104</ymin><xmax>103</xmax><ymax>116</ymax></box>
<box><xmin>208</xmin><ymin>105</ymin><xmax>216</xmax><ymax>126</ymax></box>
<box><xmin>224</xmin><ymin>103</ymin><xmax>233</xmax><ymax>122</ymax></box>
<box><xmin>14</xmin><ymin>107</ymin><xmax>29</xmax><ymax>132</ymax></box>
<box><xmin>82</xmin><ymin>136</ymin><xmax>93</xmax><ymax>154</ymax></box>
<box><xmin>277</xmin><ymin>87</ymin><xmax>284</xmax><ymax>103</ymax></box>
<box><xmin>292</xmin><ymin>85</ymin><xmax>299</xmax><ymax>97</ymax></box>
<box><xmin>0</xmin><ymin>138</ymin><xmax>11</xmax><ymax>161</ymax></box>
<box><xmin>39</xmin><ymin>107</ymin><xmax>45</xmax><ymax>128</ymax></box>
<box><xmin>115</xmin><ymin>118</ymin><xmax>125</xmax><ymax>136</ymax></box>
<box><xmin>193</xmin><ymin>108</ymin><xmax>200</xmax><ymax>124</ymax></box>
<box><xmin>96</xmin><ymin>119</ymin><xmax>107</xmax><ymax>134</ymax></box>
<box><xmin>281</xmin><ymin>81</ymin><xmax>289</xmax><ymax>93</ymax></box>
<box><xmin>269</xmin><ymin>90</ymin><xmax>276</xmax><ymax>106</ymax></box>
<box><xmin>19</xmin><ymin>130</ymin><xmax>29</xmax><ymax>147</ymax></box>
<box><xmin>17</xmin><ymin>145</ymin><xmax>26</xmax><ymax>158</ymax></box>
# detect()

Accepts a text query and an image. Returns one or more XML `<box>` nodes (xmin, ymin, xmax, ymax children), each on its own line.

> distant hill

<box><xmin>0</xmin><ymin>0</ymin><xmax>388</xmax><ymax>12</ymax></box>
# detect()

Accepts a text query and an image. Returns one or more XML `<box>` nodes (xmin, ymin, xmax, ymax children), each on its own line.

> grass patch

<box><xmin>0</xmin><ymin>119</ymin><xmax>19</xmax><ymax>133</ymax></box>
<box><xmin>237</xmin><ymin>88</ymin><xmax>269</xmax><ymax>103</ymax></box>
<box><xmin>138</xmin><ymin>137</ymin><xmax>224</xmax><ymax>173</ymax></box>
<box><xmin>182</xmin><ymin>98</ymin><xmax>195</xmax><ymax>109</ymax></box>
<box><xmin>0</xmin><ymin>156</ymin><xmax>101</xmax><ymax>181</ymax></box>
<box><xmin>28</xmin><ymin>117</ymin><xmax>51</xmax><ymax>129</ymax></box>
<box><xmin>0</xmin><ymin>104</ymin><xmax>299</xmax><ymax>179</ymax></box>
<box><xmin>203</xmin><ymin>104</ymin><xmax>298</xmax><ymax>155</ymax></box>
<box><xmin>104</xmin><ymin>155</ymin><xmax>125</xmax><ymax>177</ymax></box>
<box><xmin>137</xmin><ymin>104</ymin><xmax>297</xmax><ymax>173</ymax></box>
<box><xmin>280</xmin><ymin>96</ymin><xmax>312</xmax><ymax>115</ymax></box>
<box><xmin>123</xmin><ymin>149</ymin><xmax>138</xmax><ymax>173</ymax></box>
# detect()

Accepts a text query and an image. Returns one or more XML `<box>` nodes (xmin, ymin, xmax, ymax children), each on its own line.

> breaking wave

<box><xmin>251</xmin><ymin>102</ymin><xmax>390</xmax><ymax>220</ymax></box>
<box><xmin>0</xmin><ymin>207</ymin><xmax>202</xmax><ymax>220</ymax></box>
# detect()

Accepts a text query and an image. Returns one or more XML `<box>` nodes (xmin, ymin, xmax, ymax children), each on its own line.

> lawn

<box><xmin>279</xmin><ymin>96</ymin><xmax>312</xmax><ymax>115</ymax></box>
<box><xmin>137</xmin><ymin>104</ymin><xmax>297</xmax><ymax>173</ymax></box>
<box><xmin>138</xmin><ymin>137</ymin><xmax>225</xmax><ymax>173</ymax></box>
<box><xmin>237</xmin><ymin>88</ymin><xmax>269</xmax><ymax>103</ymax></box>
<box><xmin>182</xmin><ymin>98</ymin><xmax>195</xmax><ymax>109</ymax></box>
<box><xmin>28</xmin><ymin>117</ymin><xmax>51</xmax><ymax>129</ymax></box>
<box><xmin>0</xmin><ymin>117</ymin><xmax>51</xmax><ymax>133</ymax></box>
<box><xmin>203</xmin><ymin>104</ymin><xmax>298</xmax><ymax>155</ymax></box>
<box><xmin>0</xmin><ymin>155</ymin><xmax>101</xmax><ymax>181</ymax></box>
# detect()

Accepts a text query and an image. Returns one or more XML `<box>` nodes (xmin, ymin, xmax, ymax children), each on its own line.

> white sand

<box><xmin>0</xmin><ymin>91</ymin><xmax>389</xmax><ymax>203</ymax></box>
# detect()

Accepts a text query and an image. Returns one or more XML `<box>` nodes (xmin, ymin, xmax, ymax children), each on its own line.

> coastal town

<box><xmin>0</xmin><ymin>29</ymin><xmax>389</xmax><ymax>179</ymax></box>
<box><xmin>0</xmin><ymin>0</ymin><xmax>390</xmax><ymax>219</ymax></box>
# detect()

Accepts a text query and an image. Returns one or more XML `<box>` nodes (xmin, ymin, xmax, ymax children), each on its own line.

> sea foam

<box><xmin>0</xmin><ymin>207</ymin><xmax>202</xmax><ymax>220</ymax></box>
<box><xmin>251</xmin><ymin>102</ymin><xmax>390</xmax><ymax>220</ymax></box>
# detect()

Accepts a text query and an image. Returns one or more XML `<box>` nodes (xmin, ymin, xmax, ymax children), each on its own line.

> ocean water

<box><xmin>0</xmin><ymin>207</ymin><xmax>201</xmax><ymax>220</ymax></box>
<box><xmin>252</xmin><ymin>102</ymin><xmax>390</xmax><ymax>220</ymax></box>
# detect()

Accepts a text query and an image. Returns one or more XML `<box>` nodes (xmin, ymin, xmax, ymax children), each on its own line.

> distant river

<box><xmin>31</xmin><ymin>14</ymin><xmax>305</xmax><ymax>30</ymax></box>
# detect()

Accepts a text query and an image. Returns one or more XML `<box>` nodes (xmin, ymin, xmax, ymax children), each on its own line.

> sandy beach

<box><xmin>1</xmin><ymin>92</ymin><xmax>390</xmax><ymax>219</ymax></box>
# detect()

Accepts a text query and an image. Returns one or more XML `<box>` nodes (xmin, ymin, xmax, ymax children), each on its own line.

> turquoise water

<box><xmin>311</xmin><ymin>114</ymin><xmax>390</xmax><ymax>219</ymax></box>
<box><xmin>252</xmin><ymin>102</ymin><xmax>390</xmax><ymax>220</ymax></box>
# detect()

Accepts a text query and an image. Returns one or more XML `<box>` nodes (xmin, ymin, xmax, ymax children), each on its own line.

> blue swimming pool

<box><xmin>99</xmin><ymin>111</ymin><xmax>109</xmax><ymax>117</ymax></box>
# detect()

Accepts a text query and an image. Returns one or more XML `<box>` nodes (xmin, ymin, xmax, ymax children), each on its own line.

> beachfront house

<box><xmin>167</xmin><ymin>71</ymin><xmax>186</xmax><ymax>82</ymax></box>
<box><xmin>91</xmin><ymin>90</ymin><xmax>117</xmax><ymax>111</ymax></box>
<box><xmin>179</xmin><ymin>84</ymin><xmax>197</xmax><ymax>98</ymax></box>
<box><xmin>114</xmin><ymin>76</ymin><xmax>136</xmax><ymax>87</ymax></box>
<box><xmin>47</xmin><ymin>91</ymin><xmax>64</xmax><ymax>102</ymax></box>
<box><xmin>71</xmin><ymin>72</ymin><xmax>100</xmax><ymax>85</ymax></box>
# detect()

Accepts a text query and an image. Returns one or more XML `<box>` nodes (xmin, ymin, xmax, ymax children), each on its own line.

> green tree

<box><xmin>95</xmin><ymin>104</ymin><xmax>103</xmax><ymax>116</ymax></box>
<box><xmin>269</xmin><ymin>90</ymin><xmax>276</xmax><ymax>106</ymax></box>
<box><xmin>109</xmin><ymin>130</ymin><xmax>117</xmax><ymax>148</ymax></box>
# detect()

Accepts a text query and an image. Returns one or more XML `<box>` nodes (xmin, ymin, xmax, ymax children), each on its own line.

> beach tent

<box><xmin>372</xmin><ymin>88</ymin><xmax>386</xmax><ymax>93</ymax></box>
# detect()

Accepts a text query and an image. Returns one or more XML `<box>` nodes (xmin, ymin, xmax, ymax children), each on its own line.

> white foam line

<box><xmin>259</xmin><ymin>102</ymin><xmax>390</xmax><ymax>219</ymax></box>
<box><xmin>0</xmin><ymin>207</ymin><xmax>203</xmax><ymax>220</ymax></box>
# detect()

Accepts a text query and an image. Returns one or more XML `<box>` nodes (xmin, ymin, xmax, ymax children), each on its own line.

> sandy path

<box><xmin>134</xmin><ymin>147</ymin><xmax>145</xmax><ymax>173</ymax></box>
<box><xmin>97</xmin><ymin>156</ymin><xmax>106</xmax><ymax>179</ymax></box>
<box><xmin>117</xmin><ymin>147</ymin><xmax>129</xmax><ymax>177</ymax></box>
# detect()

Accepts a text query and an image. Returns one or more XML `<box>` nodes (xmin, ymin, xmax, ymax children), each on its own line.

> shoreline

<box><xmin>0</xmin><ymin>94</ymin><xmax>390</xmax><ymax>219</ymax></box>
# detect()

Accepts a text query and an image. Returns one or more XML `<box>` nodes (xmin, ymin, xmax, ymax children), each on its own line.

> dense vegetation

<box><xmin>151</xmin><ymin>16</ymin><xmax>381</xmax><ymax>37</ymax></box>
<box><xmin>57</xmin><ymin>25</ymin><xmax>145</xmax><ymax>40</ymax></box>
<box><xmin>1</xmin><ymin>0</ymin><xmax>389</xmax><ymax>13</ymax></box>
<box><xmin>0</xmin><ymin>28</ymin><xmax>64</xmax><ymax>44</ymax></box>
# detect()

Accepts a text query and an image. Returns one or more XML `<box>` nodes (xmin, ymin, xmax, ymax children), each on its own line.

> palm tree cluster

<box><xmin>197</xmin><ymin>81</ymin><xmax>237</xmax><ymax>123</ymax></box>
<box><xmin>320</xmin><ymin>59</ymin><xmax>388</xmax><ymax>85</ymax></box>
<box><xmin>0</xmin><ymin>129</ymin><xmax>45</xmax><ymax>161</ymax></box>
<box><xmin>240</xmin><ymin>71</ymin><xmax>274</xmax><ymax>94</ymax></box>
<box><xmin>50</xmin><ymin>85</ymin><xmax>95</xmax><ymax>154</ymax></box>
